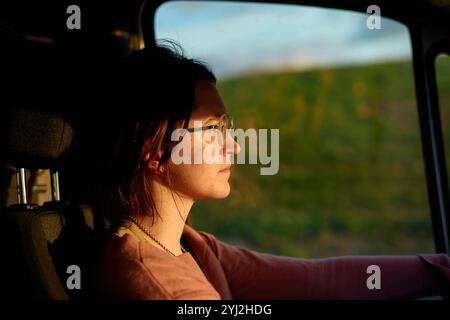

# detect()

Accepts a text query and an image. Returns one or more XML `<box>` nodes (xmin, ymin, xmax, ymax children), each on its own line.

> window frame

<box><xmin>141</xmin><ymin>0</ymin><xmax>450</xmax><ymax>255</ymax></box>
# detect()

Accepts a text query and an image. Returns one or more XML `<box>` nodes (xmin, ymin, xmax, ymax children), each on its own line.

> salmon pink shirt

<box><xmin>96</xmin><ymin>222</ymin><xmax>450</xmax><ymax>299</ymax></box>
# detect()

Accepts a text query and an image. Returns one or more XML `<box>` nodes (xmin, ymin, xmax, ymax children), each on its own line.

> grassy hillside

<box><xmin>189</xmin><ymin>58</ymin><xmax>450</xmax><ymax>258</ymax></box>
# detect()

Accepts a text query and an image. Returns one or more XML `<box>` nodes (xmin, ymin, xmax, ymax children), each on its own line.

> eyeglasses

<box><xmin>186</xmin><ymin>113</ymin><xmax>234</xmax><ymax>143</ymax></box>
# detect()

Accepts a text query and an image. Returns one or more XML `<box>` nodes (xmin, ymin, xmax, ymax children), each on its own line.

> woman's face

<box><xmin>164</xmin><ymin>79</ymin><xmax>241</xmax><ymax>200</ymax></box>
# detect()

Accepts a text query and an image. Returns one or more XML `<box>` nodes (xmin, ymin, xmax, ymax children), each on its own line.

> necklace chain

<box><xmin>127</xmin><ymin>215</ymin><xmax>187</xmax><ymax>256</ymax></box>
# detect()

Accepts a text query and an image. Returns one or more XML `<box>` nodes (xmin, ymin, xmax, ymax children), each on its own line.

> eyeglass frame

<box><xmin>185</xmin><ymin>113</ymin><xmax>234</xmax><ymax>139</ymax></box>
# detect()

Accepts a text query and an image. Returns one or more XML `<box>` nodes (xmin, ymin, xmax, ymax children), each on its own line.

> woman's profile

<box><xmin>90</xmin><ymin>41</ymin><xmax>450</xmax><ymax>300</ymax></box>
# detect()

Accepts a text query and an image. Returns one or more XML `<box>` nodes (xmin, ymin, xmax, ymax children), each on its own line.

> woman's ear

<box><xmin>144</xmin><ymin>150</ymin><xmax>165</xmax><ymax>175</ymax></box>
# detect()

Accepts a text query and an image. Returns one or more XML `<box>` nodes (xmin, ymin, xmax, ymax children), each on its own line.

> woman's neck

<box><xmin>136</xmin><ymin>178</ymin><xmax>194</xmax><ymax>255</ymax></box>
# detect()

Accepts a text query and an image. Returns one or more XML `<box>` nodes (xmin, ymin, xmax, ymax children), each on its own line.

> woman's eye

<box><xmin>207</xmin><ymin>125</ymin><xmax>220</xmax><ymax>131</ymax></box>
<box><xmin>202</xmin><ymin>126</ymin><xmax>223</xmax><ymax>143</ymax></box>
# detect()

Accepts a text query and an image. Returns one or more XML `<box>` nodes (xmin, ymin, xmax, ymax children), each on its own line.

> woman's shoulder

<box><xmin>99</xmin><ymin>229</ymin><xmax>141</xmax><ymax>261</ymax></box>
<box><xmin>95</xmin><ymin>231</ymin><xmax>171</xmax><ymax>299</ymax></box>
<box><xmin>96</xmin><ymin>229</ymin><xmax>221</xmax><ymax>299</ymax></box>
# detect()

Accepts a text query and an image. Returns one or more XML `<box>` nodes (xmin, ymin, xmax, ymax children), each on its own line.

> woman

<box><xmin>93</xmin><ymin>41</ymin><xmax>450</xmax><ymax>300</ymax></box>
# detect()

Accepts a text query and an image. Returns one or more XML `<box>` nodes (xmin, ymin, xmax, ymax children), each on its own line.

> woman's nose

<box><xmin>224</xmin><ymin>131</ymin><xmax>241</xmax><ymax>155</ymax></box>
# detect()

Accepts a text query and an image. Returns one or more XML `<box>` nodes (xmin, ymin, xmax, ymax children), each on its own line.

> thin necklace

<box><xmin>127</xmin><ymin>215</ymin><xmax>187</xmax><ymax>257</ymax></box>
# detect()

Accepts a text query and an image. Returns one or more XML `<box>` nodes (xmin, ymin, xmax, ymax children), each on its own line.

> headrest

<box><xmin>1</xmin><ymin>108</ymin><xmax>73</xmax><ymax>169</ymax></box>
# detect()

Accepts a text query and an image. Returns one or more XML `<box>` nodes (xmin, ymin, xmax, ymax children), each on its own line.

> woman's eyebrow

<box><xmin>204</xmin><ymin>117</ymin><xmax>218</xmax><ymax>123</ymax></box>
<box><xmin>204</xmin><ymin>113</ymin><xmax>226</xmax><ymax>123</ymax></box>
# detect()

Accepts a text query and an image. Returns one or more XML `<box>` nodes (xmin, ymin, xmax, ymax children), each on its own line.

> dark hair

<box><xmin>92</xmin><ymin>40</ymin><xmax>216</xmax><ymax>227</ymax></box>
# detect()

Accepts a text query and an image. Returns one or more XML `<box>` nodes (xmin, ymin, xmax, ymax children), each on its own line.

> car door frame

<box><xmin>140</xmin><ymin>0</ymin><xmax>450</xmax><ymax>254</ymax></box>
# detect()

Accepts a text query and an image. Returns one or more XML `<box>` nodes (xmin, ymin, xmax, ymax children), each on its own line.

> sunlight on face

<box><xmin>165</xmin><ymin>80</ymin><xmax>241</xmax><ymax>200</ymax></box>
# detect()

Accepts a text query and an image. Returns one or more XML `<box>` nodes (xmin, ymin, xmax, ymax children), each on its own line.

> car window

<box><xmin>157</xmin><ymin>1</ymin><xmax>434</xmax><ymax>258</ymax></box>
<box><xmin>435</xmin><ymin>53</ymin><xmax>450</xmax><ymax>195</ymax></box>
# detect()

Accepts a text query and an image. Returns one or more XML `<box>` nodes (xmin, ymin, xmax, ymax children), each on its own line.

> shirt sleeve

<box><xmin>199</xmin><ymin>231</ymin><xmax>450</xmax><ymax>300</ymax></box>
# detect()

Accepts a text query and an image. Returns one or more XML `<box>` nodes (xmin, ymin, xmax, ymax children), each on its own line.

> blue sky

<box><xmin>155</xmin><ymin>1</ymin><xmax>412</xmax><ymax>79</ymax></box>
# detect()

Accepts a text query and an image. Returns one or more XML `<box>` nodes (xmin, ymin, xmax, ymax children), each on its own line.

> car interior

<box><xmin>0</xmin><ymin>0</ymin><xmax>449</xmax><ymax>299</ymax></box>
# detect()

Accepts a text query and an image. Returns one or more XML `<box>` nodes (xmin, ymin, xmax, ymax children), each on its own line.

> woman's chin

<box><xmin>217</xmin><ymin>188</ymin><xmax>231</xmax><ymax>199</ymax></box>
<box><xmin>201</xmin><ymin>184</ymin><xmax>231</xmax><ymax>200</ymax></box>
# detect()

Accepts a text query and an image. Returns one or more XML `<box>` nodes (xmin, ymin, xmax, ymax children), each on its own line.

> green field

<box><xmin>189</xmin><ymin>56</ymin><xmax>450</xmax><ymax>258</ymax></box>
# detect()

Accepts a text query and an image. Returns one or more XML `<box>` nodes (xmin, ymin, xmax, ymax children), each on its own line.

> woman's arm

<box><xmin>200</xmin><ymin>232</ymin><xmax>450</xmax><ymax>299</ymax></box>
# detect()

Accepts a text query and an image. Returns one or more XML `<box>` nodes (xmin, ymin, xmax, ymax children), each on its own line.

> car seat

<box><xmin>0</xmin><ymin>107</ymin><xmax>100</xmax><ymax>299</ymax></box>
